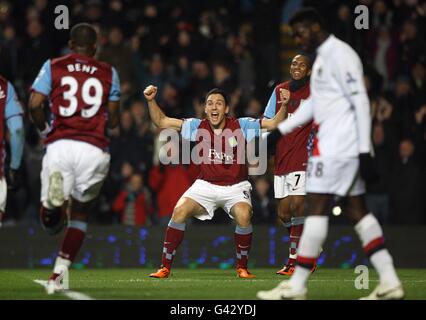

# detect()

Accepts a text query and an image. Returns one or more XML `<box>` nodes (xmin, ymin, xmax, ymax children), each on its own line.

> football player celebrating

<box><xmin>29</xmin><ymin>23</ymin><xmax>120</xmax><ymax>293</ymax></box>
<box><xmin>144</xmin><ymin>85</ymin><xmax>287</xmax><ymax>279</ymax></box>
<box><xmin>257</xmin><ymin>8</ymin><xmax>403</xmax><ymax>300</ymax></box>
<box><xmin>263</xmin><ymin>54</ymin><xmax>317</xmax><ymax>276</ymax></box>
<box><xmin>0</xmin><ymin>75</ymin><xmax>24</xmax><ymax>226</ymax></box>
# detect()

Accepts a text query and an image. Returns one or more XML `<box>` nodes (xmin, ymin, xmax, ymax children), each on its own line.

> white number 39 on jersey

<box><xmin>59</xmin><ymin>76</ymin><xmax>103</xmax><ymax>118</ymax></box>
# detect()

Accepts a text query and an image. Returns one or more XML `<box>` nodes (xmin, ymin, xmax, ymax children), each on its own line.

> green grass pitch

<box><xmin>0</xmin><ymin>268</ymin><xmax>425</xmax><ymax>300</ymax></box>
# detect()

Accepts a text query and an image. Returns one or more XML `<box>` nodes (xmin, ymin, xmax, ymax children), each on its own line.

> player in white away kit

<box><xmin>257</xmin><ymin>8</ymin><xmax>404</xmax><ymax>300</ymax></box>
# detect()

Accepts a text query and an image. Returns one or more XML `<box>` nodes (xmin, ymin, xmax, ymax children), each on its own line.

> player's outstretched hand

<box><xmin>143</xmin><ymin>85</ymin><xmax>158</xmax><ymax>101</ymax></box>
<box><xmin>359</xmin><ymin>153</ymin><xmax>379</xmax><ymax>184</ymax></box>
<box><xmin>6</xmin><ymin>168</ymin><xmax>21</xmax><ymax>191</ymax></box>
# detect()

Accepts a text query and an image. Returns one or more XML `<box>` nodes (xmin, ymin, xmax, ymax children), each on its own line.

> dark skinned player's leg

<box><xmin>287</xmin><ymin>195</ymin><xmax>305</xmax><ymax>265</ymax></box>
<box><xmin>50</xmin><ymin>198</ymin><xmax>93</xmax><ymax>280</ymax></box>
<box><xmin>39</xmin><ymin>202</ymin><xmax>68</xmax><ymax>235</ymax></box>
<box><xmin>59</xmin><ymin>198</ymin><xmax>91</xmax><ymax>261</ymax></box>
<box><xmin>277</xmin><ymin>197</ymin><xmax>292</xmax><ymax>264</ymax></box>
<box><xmin>343</xmin><ymin>195</ymin><xmax>368</xmax><ymax>225</ymax></box>
<box><xmin>277</xmin><ymin>196</ymin><xmax>292</xmax><ymax>232</ymax></box>
<box><xmin>287</xmin><ymin>193</ymin><xmax>333</xmax><ymax>291</ymax></box>
<box><xmin>345</xmin><ymin>195</ymin><xmax>401</xmax><ymax>292</ymax></box>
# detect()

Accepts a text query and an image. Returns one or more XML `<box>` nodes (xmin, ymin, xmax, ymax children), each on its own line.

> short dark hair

<box><xmin>289</xmin><ymin>7</ymin><xmax>325</xmax><ymax>29</ymax></box>
<box><xmin>205</xmin><ymin>88</ymin><xmax>228</xmax><ymax>106</ymax></box>
<box><xmin>70</xmin><ymin>23</ymin><xmax>97</xmax><ymax>47</ymax></box>
<box><xmin>296</xmin><ymin>53</ymin><xmax>313</xmax><ymax>68</ymax></box>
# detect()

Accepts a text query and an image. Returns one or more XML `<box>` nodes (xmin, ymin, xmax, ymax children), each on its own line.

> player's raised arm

<box><xmin>143</xmin><ymin>85</ymin><xmax>183</xmax><ymax>131</ymax></box>
<box><xmin>261</xmin><ymin>89</ymin><xmax>289</xmax><ymax>131</ymax></box>
<box><xmin>277</xmin><ymin>95</ymin><xmax>313</xmax><ymax>135</ymax></box>
<box><xmin>265</xmin><ymin>96</ymin><xmax>313</xmax><ymax>149</ymax></box>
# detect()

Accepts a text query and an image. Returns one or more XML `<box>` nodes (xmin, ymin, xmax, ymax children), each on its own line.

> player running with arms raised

<box><xmin>144</xmin><ymin>85</ymin><xmax>287</xmax><ymax>279</ymax></box>
<box><xmin>29</xmin><ymin>23</ymin><xmax>120</xmax><ymax>294</ymax></box>
<box><xmin>257</xmin><ymin>8</ymin><xmax>403</xmax><ymax>300</ymax></box>
<box><xmin>264</xmin><ymin>54</ymin><xmax>317</xmax><ymax>275</ymax></box>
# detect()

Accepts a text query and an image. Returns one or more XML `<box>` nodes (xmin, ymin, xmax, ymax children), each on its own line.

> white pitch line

<box><xmin>33</xmin><ymin>280</ymin><xmax>95</xmax><ymax>300</ymax></box>
<box><xmin>115</xmin><ymin>278</ymin><xmax>426</xmax><ymax>283</ymax></box>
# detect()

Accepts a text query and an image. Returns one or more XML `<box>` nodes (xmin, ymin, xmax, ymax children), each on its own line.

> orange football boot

<box><xmin>276</xmin><ymin>261</ymin><xmax>317</xmax><ymax>275</ymax></box>
<box><xmin>237</xmin><ymin>268</ymin><xmax>256</xmax><ymax>279</ymax></box>
<box><xmin>276</xmin><ymin>264</ymin><xmax>295</xmax><ymax>276</ymax></box>
<box><xmin>149</xmin><ymin>266</ymin><xmax>170</xmax><ymax>278</ymax></box>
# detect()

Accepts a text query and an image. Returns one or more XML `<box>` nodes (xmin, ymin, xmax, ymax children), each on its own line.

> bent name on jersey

<box><xmin>66</xmin><ymin>63</ymin><xmax>98</xmax><ymax>75</ymax></box>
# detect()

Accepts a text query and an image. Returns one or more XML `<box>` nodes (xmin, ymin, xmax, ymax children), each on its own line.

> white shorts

<box><xmin>306</xmin><ymin>156</ymin><xmax>365</xmax><ymax>197</ymax></box>
<box><xmin>274</xmin><ymin>171</ymin><xmax>306</xmax><ymax>199</ymax></box>
<box><xmin>181</xmin><ymin>179</ymin><xmax>253</xmax><ymax>221</ymax></box>
<box><xmin>41</xmin><ymin>139</ymin><xmax>110</xmax><ymax>203</ymax></box>
<box><xmin>0</xmin><ymin>178</ymin><xmax>6</xmax><ymax>212</ymax></box>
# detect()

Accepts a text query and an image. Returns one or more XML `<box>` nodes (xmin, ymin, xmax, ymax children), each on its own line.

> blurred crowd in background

<box><xmin>0</xmin><ymin>0</ymin><xmax>424</xmax><ymax>226</ymax></box>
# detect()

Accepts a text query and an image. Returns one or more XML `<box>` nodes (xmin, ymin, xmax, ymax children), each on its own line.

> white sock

<box><xmin>53</xmin><ymin>256</ymin><xmax>71</xmax><ymax>274</ymax></box>
<box><xmin>370</xmin><ymin>250</ymin><xmax>400</xmax><ymax>288</ymax></box>
<box><xmin>297</xmin><ymin>216</ymin><xmax>328</xmax><ymax>258</ymax></box>
<box><xmin>289</xmin><ymin>216</ymin><xmax>329</xmax><ymax>291</ymax></box>
<box><xmin>288</xmin><ymin>266</ymin><xmax>311</xmax><ymax>291</ymax></box>
<box><xmin>355</xmin><ymin>213</ymin><xmax>400</xmax><ymax>288</ymax></box>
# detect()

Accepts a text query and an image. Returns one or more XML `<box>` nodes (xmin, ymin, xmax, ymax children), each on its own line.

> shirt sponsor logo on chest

<box><xmin>209</xmin><ymin>149</ymin><xmax>234</xmax><ymax>162</ymax></box>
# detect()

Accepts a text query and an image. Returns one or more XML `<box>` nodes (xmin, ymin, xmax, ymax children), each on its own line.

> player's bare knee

<box><xmin>172</xmin><ymin>205</ymin><xmax>190</xmax><ymax>223</ymax></box>
<box><xmin>239</xmin><ymin>211</ymin><xmax>252</xmax><ymax>226</ymax></box>
<box><xmin>277</xmin><ymin>210</ymin><xmax>291</xmax><ymax>223</ymax></box>
<box><xmin>70</xmin><ymin>198</ymin><xmax>93</xmax><ymax>220</ymax></box>
<box><xmin>292</xmin><ymin>198</ymin><xmax>305</xmax><ymax>217</ymax></box>
<box><xmin>277</xmin><ymin>200</ymin><xmax>291</xmax><ymax>222</ymax></box>
<box><xmin>345</xmin><ymin>206</ymin><xmax>367</xmax><ymax>225</ymax></box>
<box><xmin>344</xmin><ymin>196</ymin><xmax>368</xmax><ymax>224</ymax></box>
<box><xmin>69</xmin><ymin>210</ymin><xmax>88</xmax><ymax>222</ymax></box>
<box><xmin>232</xmin><ymin>204</ymin><xmax>252</xmax><ymax>227</ymax></box>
